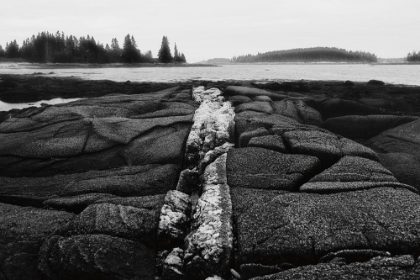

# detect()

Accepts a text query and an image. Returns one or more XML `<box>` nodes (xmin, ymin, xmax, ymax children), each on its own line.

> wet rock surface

<box><xmin>2</xmin><ymin>78</ymin><xmax>420</xmax><ymax>279</ymax></box>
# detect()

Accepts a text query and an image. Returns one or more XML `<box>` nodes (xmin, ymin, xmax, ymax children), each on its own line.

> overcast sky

<box><xmin>1</xmin><ymin>0</ymin><xmax>419</xmax><ymax>62</ymax></box>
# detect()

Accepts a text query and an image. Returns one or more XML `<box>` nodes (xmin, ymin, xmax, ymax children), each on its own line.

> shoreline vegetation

<box><xmin>231</xmin><ymin>47</ymin><xmax>378</xmax><ymax>63</ymax></box>
<box><xmin>0</xmin><ymin>31</ymin><xmax>187</xmax><ymax>64</ymax></box>
<box><xmin>0</xmin><ymin>61</ymin><xmax>217</xmax><ymax>68</ymax></box>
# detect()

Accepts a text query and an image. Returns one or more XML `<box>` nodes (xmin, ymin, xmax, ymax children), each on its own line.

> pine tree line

<box><xmin>0</xmin><ymin>32</ymin><xmax>187</xmax><ymax>64</ymax></box>
<box><xmin>406</xmin><ymin>51</ymin><xmax>420</xmax><ymax>62</ymax></box>
<box><xmin>231</xmin><ymin>47</ymin><xmax>377</xmax><ymax>63</ymax></box>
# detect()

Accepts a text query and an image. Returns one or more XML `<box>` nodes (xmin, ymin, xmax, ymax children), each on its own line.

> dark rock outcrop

<box><xmin>319</xmin><ymin>99</ymin><xmax>383</xmax><ymax>119</ymax></box>
<box><xmin>234</xmin><ymin>187</ymin><xmax>420</xmax><ymax>267</ymax></box>
<box><xmin>378</xmin><ymin>153</ymin><xmax>420</xmax><ymax>191</ymax></box>
<box><xmin>38</xmin><ymin>234</ymin><xmax>156</xmax><ymax>280</ymax></box>
<box><xmin>0</xmin><ymin>203</ymin><xmax>74</xmax><ymax>280</ymax></box>
<box><xmin>247</xmin><ymin>135</ymin><xmax>287</xmax><ymax>153</ymax></box>
<box><xmin>224</xmin><ymin>86</ymin><xmax>287</xmax><ymax>100</ymax></box>
<box><xmin>0</xmin><ymin>164</ymin><xmax>179</xmax><ymax>207</ymax></box>
<box><xmin>227</xmin><ymin>147</ymin><xmax>320</xmax><ymax>191</ymax></box>
<box><xmin>251</xmin><ymin>255</ymin><xmax>419</xmax><ymax>280</ymax></box>
<box><xmin>272</xmin><ymin>99</ymin><xmax>323</xmax><ymax>127</ymax></box>
<box><xmin>325</xmin><ymin>115</ymin><xmax>418</xmax><ymax>139</ymax></box>
<box><xmin>300</xmin><ymin>156</ymin><xmax>415</xmax><ymax>193</ymax></box>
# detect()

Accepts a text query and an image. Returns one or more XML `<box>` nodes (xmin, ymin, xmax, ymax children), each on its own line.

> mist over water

<box><xmin>1</xmin><ymin>63</ymin><xmax>419</xmax><ymax>85</ymax></box>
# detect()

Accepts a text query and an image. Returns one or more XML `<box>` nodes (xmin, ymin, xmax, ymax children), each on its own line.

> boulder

<box><xmin>227</xmin><ymin>147</ymin><xmax>320</xmax><ymax>191</ymax></box>
<box><xmin>0</xmin><ymin>203</ymin><xmax>74</xmax><ymax>280</ymax></box>
<box><xmin>282</xmin><ymin>130</ymin><xmax>378</xmax><ymax>164</ymax></box>
<box><xmin>325</xmin><ymin>115</ymin><xmax>418</xmax><ymax>139</ymax></box>
<box><xmin>319</xmin><ymin>98</ymin><xmax>383</xmax><ymax>119</ymax></box>
<box><xmin>300</xmin><ymin>156</ymin><xmax>415</xmax><ymax>193</ymax></box>
<box><xmin>248</xmin><ymin>135</ymin><xmax>288</xmax><ymax>153</ymax></box>
<box><xmin>224</xmin><ymin>86</ymin><xmax>287</xmax><ymax>100</ymax></box>
<box><xmin>61</xmin><ymin>202</ymin><xmax>161</xmax><ymax>246</ymax></box>
<box><xmin>235</xmin><ymin>187</ymin><xmax>420</xmax><ymax>267</ymax></box>
<box><xmin>252</xmin><ymin>96</ymin><xmax>273</xmax><ymax>102</ymax></box>
<box><xmin>227</xmin><ymin>95</ymin><xmax>252</xmax><ymax>106</ymax></box>
<box><xmin>378</xmin><ymin>153</ymin><xmax>420</xmax><ymax>191</ymax></box>
<box><xmin>38</xmin><ymin>234</ymin><xmax>155</xmax><ymax>280</ymax></box>
<box><xmin>282</xmin><ymin>130</ymin><xmax>342</xmax><ymax>164</ymax></box>
<box><xmin>235</xmin><ymin>102</ymin><xmax>273</xmax><ymax>114</ymax></box>
<box><xmin>238</xmin><ymin>127</ymin><xmax>271</xmax><ymax>148</ymax></box>
<box><xmin>367</xmin><ymin>79</ymin><xmax>385</xmax><ymax>85</ymax></box>
<box><xmin>368</xmin><ymin>119</ymin><xmax>420</xmax><ymax>161</ymax></box>
<box><xmin>272</xmin><ymin>99</ymin><xmax>323</xmax><ymax>127</ymax></box>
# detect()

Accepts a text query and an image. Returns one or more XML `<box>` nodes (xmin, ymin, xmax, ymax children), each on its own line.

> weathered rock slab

<box><xmin>227</xmin><ymin>147</ymin><xmax>320</xmax><ymax>191</ymax></box>
<box><xmin>235</xmin><ymin>187</ymin><xmax>420</xmax><ymax>267</ymax></box>
<box><xmin>251</xmin><ymin>255</ymin><xmax>420</xmax><ymax>280</ymax></box>
<box><xmin>300</xmin><ymin>156</ymin><xmax>415</xmax><ymax>193</ymax></box>
<box><xmin>39</xmin><ymin>234</ymin><xmax>155</xmax><ymax>280</ymax></box>
<box><xmin>0</xmin><ymin>203</ymin><xmax>74</xmax><ymax>280</ymax></box>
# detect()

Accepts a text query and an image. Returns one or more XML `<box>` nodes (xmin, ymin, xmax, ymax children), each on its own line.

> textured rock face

<box><xmin>224</xmin><ymin>86</ymin><xmax>287</xmax><ymax>100</ymax></box>
<box><xmin>378</xmin><ymin>153</ymin><xmax>420</xmax><ymax>191</ymax></box>
<box><xmin>158</xmin><ymin>191</ymin><xmax>191</xmax><ymax>249</ymax></box>
<box><xmin>39</xmin><ymin>234</ymin><xmax>156</xmax><ymax>280</ymax></box>
<box><xmin>0</xmin><ymin>164</ymin><xmax>179</xmax><ymax>207</ymax></box>
<box><xmin>0</xmin><ymin>203</ymin><xmax>74</xmax><ymax>280</ymax></box>
<box><xmin>0</xmin><ymin>87</ymin><xmax>195</xmax><ymax>280</ymax></box>
<box><xmin>300</xmin><ymin>156</ymin><xmax>415</xmax><ymax>193</ymax></box>
<box><xmin>162</xmin><ymin>248</ymin><xmax>185</xmax><ymax>280</ymax></box>
<box><xmin>272</xmin><ymin>99</ymin><xmax>324</xmax><ymax>127</ymax></box>
<box><xmin>3</xmin><ymin>80</ymin><xmax>420</xmax><ymax>279</ymax></box>
<box><xmin>0</xmin><ymin>91</ymin><xmax>195</xmax><ymax>176</ymax></box>
<box><xmin>227</xmin><ymin>147</ymin><xmax>321</xmax><ymax>191</ymax></box>
<box><xmin>325</xmin><ymin>114</ymin><xmax>418</xmax><ymax>139</ymax></box>
<box><xmin>234</xmin><ymin>187</ymin><xmax>420</xmax><ymax>267</ymax></box>
<box><xmin>251</xmin><ymin>255</ymin><xmax>420</xmax><ymax>280</ymax></box>
<box><xmin>319</xmin><ymin>98</ymin><xmax>384</xmax><ymax>119</ymax></box>
<box><xmin>39</xmin><ymin>196</ymin><xmax>165</xmax><ymax>280</ymax></box>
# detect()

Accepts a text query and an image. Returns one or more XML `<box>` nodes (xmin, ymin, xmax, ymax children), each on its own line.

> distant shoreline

<box><xmin>203</xmin><ymin>62</ymin><xmax>420</xmax><ymax>66</ymax></box>
<box><xmin>0</xmin><ymin>62</ymin><xmax>217</xmax><ymax>69</ymax></box>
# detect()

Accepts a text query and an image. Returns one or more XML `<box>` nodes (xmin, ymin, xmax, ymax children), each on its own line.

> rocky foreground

<box><xmin>1</xmin><ymin>77</ymin><xmax>420</xmax><ymax>279</ymax></box>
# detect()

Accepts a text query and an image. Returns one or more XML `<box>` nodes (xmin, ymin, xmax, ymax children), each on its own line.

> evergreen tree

<box><xmin>173</xmin><ymin>43</ymin><xmax>180</xmax><ymax>62</ymax></box>
<box><xmin>5</xmin><ymin>40</ymin><xmax>20</xmax><ymax>58</ymax></box>
<box><xmin>180</xmin><ymin>53</ymin><xmax>186</xmax><ymax>63</ymax></box>
<box><xmin>111</xmin><ymin>38</ymin><xmax>120</xmax><ymax>50</ymax></box>
<box><xmin>158</xmin><ymin>36</ymin><xmax>172</xmax><ymax>63</ymax></box>
<box><xmin>121</xmin><ymin>34</ymin><xmax>141</xmax><ymax>63</ymax></box>
<box><xmin>0</xmin><ymin>45</ymin><xmax>5</xmax><ymax>57</ymax></box>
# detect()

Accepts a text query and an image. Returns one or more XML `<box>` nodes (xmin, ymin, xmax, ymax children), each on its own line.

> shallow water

<box><xmin>1</xmin><ymin>63</ymin><xmax>420</xmax><ymax>85</ymax></box>
<box><xmin>0</xmin><ymin>98</ymin><xmax>81</xmax><ymax>112</ymax></box>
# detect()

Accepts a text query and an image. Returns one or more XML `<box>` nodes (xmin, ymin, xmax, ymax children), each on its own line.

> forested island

<box><xmin>231</xmin><ymin>47</ymin><xmax>378</xmax><ymax>63</ymax></box>
<box><xmin>407</xmin><ymin>51</ymin><xmax>420</xmax><ymax>62</ymax></box>
<box><xmin>0</xmin><ymin>31</ymin><xmax>186</xmax><ymax>64</ymax></box>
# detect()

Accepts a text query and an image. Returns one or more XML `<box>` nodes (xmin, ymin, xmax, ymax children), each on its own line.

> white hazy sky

<box><xmin>1</xmin><ymin>0</ymin><xmax>419</xmax><ymax>62</ymax></box>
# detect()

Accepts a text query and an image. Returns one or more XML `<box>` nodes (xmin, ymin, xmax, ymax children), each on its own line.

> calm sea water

<box><xmin>0</xmin><ymin>98</ymin><xmax>81</xmax><ymax>112</ymax></box>
<box><xmin>0</xmin><ymin>63</ymin><xmax>419</xmax><ymax>85</ymax></box>
<box><xmin>1</xmin><ymin>63</ymin><xmax>419</xmax><ymax>111</ymax></box>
